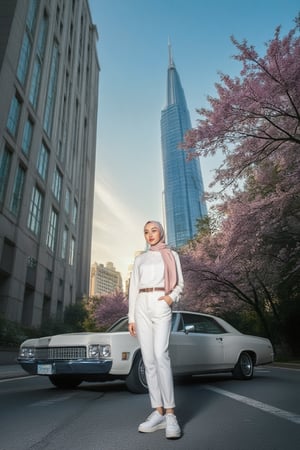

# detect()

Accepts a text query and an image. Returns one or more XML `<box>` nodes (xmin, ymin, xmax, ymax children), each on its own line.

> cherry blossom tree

<box><xmin>180</xmin><ymin>16</ymin><xmax>300</xmax><ymax>354</ymax></box>
<box><xmin>93</xmin><ymin>291</ymin><xmax>128</xmax><ymax>331</ymax></box>
<box><xmin>181</xmin><ymin>192</ymin><xmax>290</xmax><ymax>343</ymax></box>
<box><xmin>183</xmin><ymin>15</ymin><xmax>300</xmax><ymax>190</ymax></box>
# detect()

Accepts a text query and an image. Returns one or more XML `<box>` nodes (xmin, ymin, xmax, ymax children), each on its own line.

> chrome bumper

<box><xmin>17</xmin><ymin>358</ymin><xmax>112</xmax><ymax>376</ymax></box>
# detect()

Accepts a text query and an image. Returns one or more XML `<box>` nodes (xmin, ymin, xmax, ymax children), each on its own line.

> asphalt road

<box><xmin>0</xmin><ymin>366</ymin><xmax>299</xmax><ymax>450</ymax></box>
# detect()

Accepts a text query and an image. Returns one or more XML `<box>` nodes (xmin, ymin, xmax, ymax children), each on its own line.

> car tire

<box><xmin>49</xmin><ymin>375</ymin><xmax>82</xmax><ymax>389</ymax></box>
<box><xmin>125</xmin><ymin>352</ymin><xmax>148</xmax><ymax>394</ymax></box>
<box><xmin>232</xmin><ymin>351</ymin><xmax>254</xmax><ymax>380</ymax></box>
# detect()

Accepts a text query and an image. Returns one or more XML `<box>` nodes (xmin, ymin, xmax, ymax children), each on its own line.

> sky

<box><xmin>88</xmin><ymin>0</ymin><xmax>299</xmax><ymax>284</ymax></box>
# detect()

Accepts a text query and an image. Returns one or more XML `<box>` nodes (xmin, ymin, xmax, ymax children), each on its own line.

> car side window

<box><xmin>182</xmin><ymin>314</ymin><xmax>226</xmax><ymax>334</ymax></box>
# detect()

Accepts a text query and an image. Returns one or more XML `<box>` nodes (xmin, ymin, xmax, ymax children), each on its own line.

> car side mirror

<box><xmin>184</xmin><ymin>324</ymin><xmax>195</xmax><ymax>334</ymax></box>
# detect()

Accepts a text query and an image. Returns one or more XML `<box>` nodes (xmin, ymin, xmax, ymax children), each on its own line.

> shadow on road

<box><xmin>174</xmin><ymin>374</ymin><xmax>233</xmax><ymax>428</ymax></box>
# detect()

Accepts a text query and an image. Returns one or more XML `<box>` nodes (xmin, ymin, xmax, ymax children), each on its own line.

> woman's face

<box><xmin>144</xmin><ymin>222</ymin><xmax>161</xmax><ymax>246</ymax></box>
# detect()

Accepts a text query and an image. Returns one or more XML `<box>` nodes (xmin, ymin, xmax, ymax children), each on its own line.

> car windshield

<box><xmin>108</xmin><ymin>317</ymin><xmax>128</xmax><ymax>332</ymax></box>
<box><xmin>108</xmin><ymin>315</ymin><xmax>179</xmax><ymax>333</ymax></box>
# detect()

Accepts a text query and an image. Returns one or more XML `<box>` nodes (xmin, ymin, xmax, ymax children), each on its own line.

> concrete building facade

<box><xmin>0</xmin><ymin>0</ymin><xmax>99</xmax><ymax>326</ymax></box>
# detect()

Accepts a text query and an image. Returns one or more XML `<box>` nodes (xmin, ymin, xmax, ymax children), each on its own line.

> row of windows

<box><xmin>0</xmin><ymin>146</ymin><xmax>76</xmax><ymax>264</ymax></box>
<box><xmin>12</xmin><ymin>0</ymin><xmax>93</xmax><ymax>190</ymax></box>
<box><xmin>1</xmin><ymin>125</ymin><xmax>78</xmax><ymax>219</ymax></box>
<box><xmin>5</xmin><ymin>55</ymin><xmax>79</xmax><ymax>215</ymax></box>
<box><xmin>1</xmin><ymin>1</ymin><xmax>81</xmax><ymax>265</ymax></box>
<box><xmin>6</xmin><ymin>98</ymin><xmax>76</xmax><ymax>219</ymax></box>
<box><xmin>16</xmin><ymin>0</ymin><xmax>90</xmax><ymax>137</ymax></box>
<box><xmin>10</xmin><ymin>12</ymin><xmax>83</xmax><ymax>178</ymax></box>
<box><xmin>17</xmin><ymin>2</ymin><xmax>49</xmax><ymax>113</ymax></box>
<box><xmin>15</xmin><ymin>38</ymin><xmax>59</xmax><ymax>140</ymax></box>
<box><xmin>15</xmin><ymin>2</ymin><xmax>63</xmax><ymax>145</ymax></box>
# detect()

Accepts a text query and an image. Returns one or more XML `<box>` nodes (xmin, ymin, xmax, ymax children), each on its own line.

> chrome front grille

<box><xmin>36</xmin><ymin>346</ymin><xmax>86</xmax><ymax>360</ymax></box>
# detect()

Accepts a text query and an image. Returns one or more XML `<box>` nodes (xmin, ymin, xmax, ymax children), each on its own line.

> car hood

<box><xmin>21</xmin><ymin>331</ymin><xmax>128</xmax><ymax>347</ymax></box>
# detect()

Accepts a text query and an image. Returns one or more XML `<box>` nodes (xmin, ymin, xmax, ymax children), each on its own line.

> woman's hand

<box><xmin>158</xmin><ymin>295</ymin><xmax>173</xmax><ymax>306</ymax></box>
<box><xmin>128</xmin><ymin>322</ymin><xmax>136</xmax><ymax>336</ymax></box>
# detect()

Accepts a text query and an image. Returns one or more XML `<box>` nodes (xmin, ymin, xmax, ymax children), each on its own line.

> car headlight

<box><xmin>19</xmin><ymin>347</ymin><xmax>35</xmax><ymax>359</ymax></box>
<box><xmin>88</xmin><ymin>344</ymin><xmax>111</xmax><ymax>359</ymax></box>
<box><xmin>100</xmin><ymin>345</ymin><xmax>111</xmax><ymax>358</ymax></box>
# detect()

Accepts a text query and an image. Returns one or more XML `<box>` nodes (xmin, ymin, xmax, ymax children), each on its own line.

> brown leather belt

<box><xmin>139</xmin><ymin>287</ymin><xmax>165</xmax><ymax>293</ymax></box>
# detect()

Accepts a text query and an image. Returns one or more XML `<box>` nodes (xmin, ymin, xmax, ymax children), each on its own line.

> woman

<box><xmin>128</xmin><ymin>220</ymin><xmax>184</xmax><ymax>439</ymax></box>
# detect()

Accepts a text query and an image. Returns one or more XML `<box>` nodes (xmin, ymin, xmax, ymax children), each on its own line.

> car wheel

<box><xmin>125</xmin><ymin>352</ymin><xmax>148</xmax><ymax>394</ymax></box>
<box><xmin>232</xmin><ymin>351</ymin><xmax>254</xmax><ymax>380</ymax></box>
<box><xmin>49</xmin><ymin>375</ymin><xmax>82</xmax><ymax>389</ymax></box>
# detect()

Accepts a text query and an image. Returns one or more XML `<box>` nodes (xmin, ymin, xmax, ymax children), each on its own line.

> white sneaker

<box><xmin>138</xmin><ymin>411</ymin><xmax>166</xmax><ymax>433</ymax></box>
<box><xmin>165</xmin><ymin>413</ymin><xmax>181</xmax><ymax>439</ymax></box>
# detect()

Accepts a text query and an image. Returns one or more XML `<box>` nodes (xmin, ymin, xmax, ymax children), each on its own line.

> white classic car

<box><xmin>18</xmin><ymin>311</ymin><xmax>274</xmax><ymax>393</ymax></box>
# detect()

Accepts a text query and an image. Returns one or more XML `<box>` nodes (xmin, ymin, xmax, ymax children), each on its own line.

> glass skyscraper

<box><xmin>161</xmin><ymin>46</ymin><xmax>207</xmax><ymax>248</ymax></box>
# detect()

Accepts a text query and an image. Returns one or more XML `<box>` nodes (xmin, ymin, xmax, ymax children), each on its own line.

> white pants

<box><xmin>135</xmin><ymin>292</ymin><xmax>175</xmax><ymax>409</ymax></box>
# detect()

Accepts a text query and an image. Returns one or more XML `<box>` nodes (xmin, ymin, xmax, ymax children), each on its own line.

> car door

<box><xmin>170</xmin><ymin>313</ymin><xmax>226</xmax><ymax>374</ymax></box>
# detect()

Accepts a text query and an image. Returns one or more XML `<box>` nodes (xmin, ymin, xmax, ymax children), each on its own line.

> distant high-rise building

<box><xmin>90</xmin><ymin>262</ymin><xmax>123</xmax><ymax>296</ymax></box>
<box><xmin>125</xmin><ymin>250</ymin><xmax>143</xmax><ymax>295</ymax></box>
<box><xmin>0</xmin><ymin>0</ymin><xmax>99</xmax><ymax>326</ymax></box>
<box><xmin>161</xmin><ymin>45</ymin><xmax>207</xmax><ymax>248</ymax></box>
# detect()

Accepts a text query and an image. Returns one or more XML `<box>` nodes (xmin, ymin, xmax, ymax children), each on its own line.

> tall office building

<box><xmin>0</xmin><ymin>0</ymin><xmax>99</xmax><ymax>326</ymax></box>
<box><xmin>90</xmin><ymin>262</ymin><xmax>123</xmax><ymax>296</ymax></box>
<box><xmin>161</xmin><ymin>45</ymin><xmax>207</xmax><ymax>248</ymax></box>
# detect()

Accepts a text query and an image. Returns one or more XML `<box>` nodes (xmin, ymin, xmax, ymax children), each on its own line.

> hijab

<box><xmin>145</xmin><ymin>220</ymin><xmax>177</xmax><ymax>294</ymax></box>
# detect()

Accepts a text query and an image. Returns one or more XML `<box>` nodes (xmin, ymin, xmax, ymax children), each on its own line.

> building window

<box><xmin>6</xmin><ymin>95</ymin><xmax>22</xmax><ymax>137</ymax></box>
<box><xmin>46</xmin><ymin>208</ymin><xmax>58</xmax><ymax>252</ymax></box>
<box><xmin>28</xmin><ymin>186</ymin><xmax>43</xmax><ymax>235</ymax></box>
<box><xmin>64</xmin><ymin>188</ymin><xmax>70</xmax><ymax>214</ymax></box>
<box><xmin>21</xmin><ymin>118</ymin><xmax>33</xmax><ymax>156</ymax></box>
<box><xmin>43</xmin><ymin>43</ymin><xmax>59</xmax><ymax>135</ymax></box>
<box><xmin>56</xmin><ymin>299</ymin><xmax>63</xmax><ymax>321</ymax></box>
<box><xmin>37</xmin><ymin>13</ymin><xmax>48</xmax><ymax>59</ymax></box>
<box><xmin>61</xmin><ymin>226</ymin><xmax>68</xmax><ymax>259</ymax></box>
<box><xmin>0</xmin><ymin>147</ymin><xmax>12</xmax><ymax>204</ymax></box>
<box><xmin>52</xmin><ymin>167</ymin><xmax>62</xmax><ymax>201</ymax></box>
<box><xmin>28</xmin><ymin>13</ymin><xmax>48</xmax><ymax>109</ymax></box>
<box><xmin>72</xmin><ymin>200</ymin><xmax>78</xmax><ymax>225</ymax></box>
<box><xmin>69</xmin><ymin>237</ymin><xmax>75</xmax><ymax>265</ymax></box>
<box><xmin>42</xmin><ymin>296</ymin><xmax>51</xmax><ymax>323</ymax></box>
<box><xmin>46</xmin><ymin>268</ymin><xmax>52</xmax><ymax>281</ymax></box>
<box><xmin>36</xmin><ymin>142</ymin><xmax>49</xmax><ymax>180</ymax></box>
<box><xmin>16</xmin><ymin>32</ymin><xmax>32</xmax><ymax>85</ymax></box>
<box><xmin>26</xmin><ymin>0</ymin><xmax>38</xmax><ymax>33</ymax></box>
<box><xmin>29</xmin><ymin>58</ymin><xmax>41</xmax><ymax>108</ymax></box>
<box><xmin>10</xmin><ymin>165</ymin><xmax>25</xmax><ymax>216</ymax></box>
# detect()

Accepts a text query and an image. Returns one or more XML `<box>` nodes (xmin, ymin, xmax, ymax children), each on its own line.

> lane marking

<box><xmin>204</xmin><ymin>385</ymin><xmax>300</xmax><ymax>425</ymax></box>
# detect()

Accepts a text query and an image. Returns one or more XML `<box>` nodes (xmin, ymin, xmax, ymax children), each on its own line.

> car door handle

<box><xmin>216</xmin><ymin>337</ymin><xmax>223</xmax><ymax>342</ymax></box>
